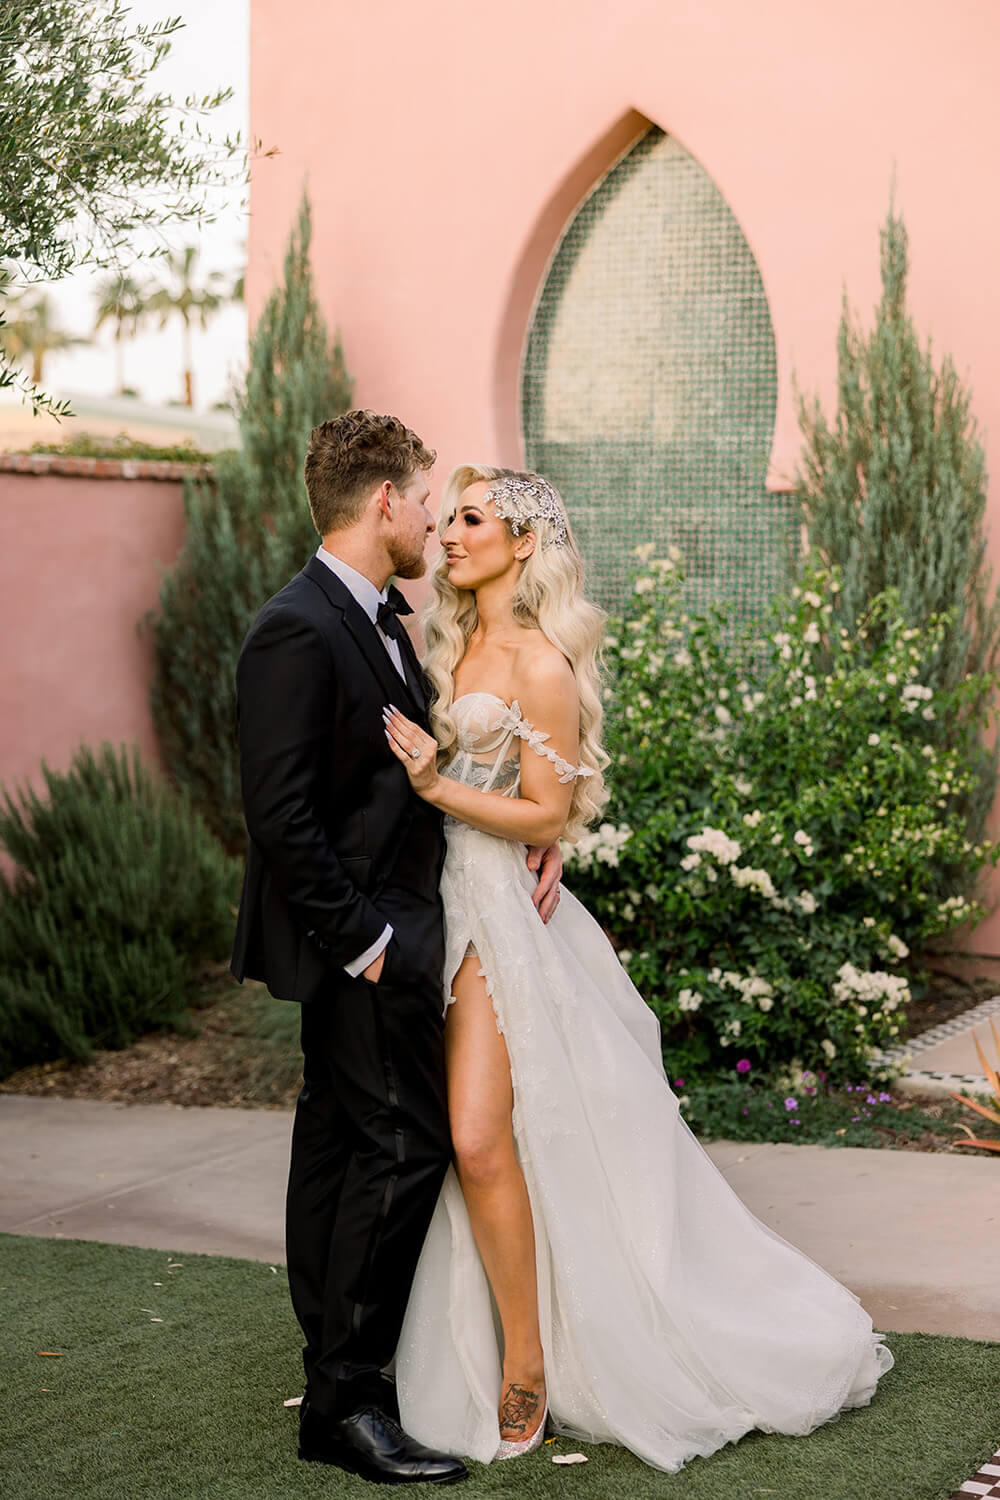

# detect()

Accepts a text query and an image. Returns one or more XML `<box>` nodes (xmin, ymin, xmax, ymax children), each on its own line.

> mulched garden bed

<box><xmin>0</xmin><ymin>963</ymin><xmax>996</xmax><ymax>1148</ymax></box>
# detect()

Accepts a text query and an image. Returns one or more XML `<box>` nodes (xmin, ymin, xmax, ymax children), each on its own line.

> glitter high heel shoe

<box><xmin>495</xmin><ymin>1397</ymin><xmax>548</xmax><ymax>1461</ymax></box>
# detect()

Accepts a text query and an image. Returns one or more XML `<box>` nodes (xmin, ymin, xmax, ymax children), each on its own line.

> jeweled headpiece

<box><xmin>482</xmin><ymin>473</ymin><xmax>568</xmax><ymax>550</ymax></box>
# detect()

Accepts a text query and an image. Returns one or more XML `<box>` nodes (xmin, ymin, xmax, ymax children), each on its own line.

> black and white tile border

<box><xmin>950</xmin><ymin>1444</ymin><xmax>1000</xmax><ymax>1498</ymax></box>
<box><xmin>887</xmin><ymin>994</ymin><xmax>1000</xmax><ymax>1061</ymax></box>
<box><xmin>874</xmin><ymin>994</ymin><xmax>1000</xmax><ymax>1095</ymax></box>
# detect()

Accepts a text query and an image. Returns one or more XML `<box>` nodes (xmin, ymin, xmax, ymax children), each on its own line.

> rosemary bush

<box><xmin>0</xmin><ymin>744</ymin><xmax>239</xmax><ymax>1077</ymax></box>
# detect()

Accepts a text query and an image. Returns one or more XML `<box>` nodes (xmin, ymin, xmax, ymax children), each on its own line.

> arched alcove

<box><xmin>521</xmin><ymin>125</ymin><xmax>795</xmax><ymax>619</ymax></box>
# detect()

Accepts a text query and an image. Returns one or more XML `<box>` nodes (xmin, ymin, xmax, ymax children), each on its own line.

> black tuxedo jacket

<box><xmin>231</xmin><ymin>555</ymin><xmax>446</xmax><ymax>1005</ymax></box>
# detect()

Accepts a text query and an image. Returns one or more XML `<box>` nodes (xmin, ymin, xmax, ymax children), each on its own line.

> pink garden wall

<box><xmin>0</xmin><ymin>462</ymin><xmax>187</xmax><ymax>801</ymax></box>
<box><xmin>245</xmin><ymin>0</ymin><xmax>1000</xmax><ymax>950</ymax></box>
<box><xmin>248</xmin><ymin>0</ymin><xmax>1000</xmax><ymax>502</ymax></box>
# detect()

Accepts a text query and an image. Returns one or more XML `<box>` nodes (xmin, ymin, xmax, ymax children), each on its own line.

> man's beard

<box><xmin>389</xmin><ymin>542</ymin><xmax>429</xmax><ymax>581</ymax></box>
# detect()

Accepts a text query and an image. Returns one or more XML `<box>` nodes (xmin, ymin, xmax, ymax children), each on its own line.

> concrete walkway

<box><xmin>1</xmin><ymin>1095</ymin><xmax>997</xmax><ymax>1342</ymax></box>
<box><xmin>893</xmin><ymin>994</ymin><xmax>1000</xmax><ymax>1098</ymax></box>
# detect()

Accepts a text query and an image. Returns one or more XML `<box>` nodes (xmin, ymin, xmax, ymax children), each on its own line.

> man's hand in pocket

<box><xmin>363</xmin><ymin>948</ymin><xmax>387</xmax><ymax>983</ymax></box>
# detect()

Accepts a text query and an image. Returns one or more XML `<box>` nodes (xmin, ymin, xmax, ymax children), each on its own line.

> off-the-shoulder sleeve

<box><xmin>502</xmin><ymin>700</ymin><xmax>595</xmax><ymax>785</ymax></box>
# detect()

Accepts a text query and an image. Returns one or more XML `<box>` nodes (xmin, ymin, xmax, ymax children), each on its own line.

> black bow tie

<box><xmin>375</xmin><ymin>585</ymin><xmax>414</xmax><ymax>641</ymax></box>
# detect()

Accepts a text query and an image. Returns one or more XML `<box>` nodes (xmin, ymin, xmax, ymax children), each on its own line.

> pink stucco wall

<box><xmin>0</xmin><ymin>471</ymin><xmax>186</xmax><ymax>799</ymax></box>
<box><xmin>248</xmin><ymin>0</ymin><xmax>1000</xmax><ymax>949</ymax></box>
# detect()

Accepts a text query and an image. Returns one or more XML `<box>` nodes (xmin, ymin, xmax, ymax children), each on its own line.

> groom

<box><xmin>231</xmin><ymin>410</ymin><xmax>561</xmax><ymax>1485</ymax></box>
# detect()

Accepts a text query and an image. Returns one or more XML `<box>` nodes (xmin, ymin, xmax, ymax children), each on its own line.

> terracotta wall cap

<box><xmin>0</xmin><ymin>452</ymin><xmax>214</xmax><ymax>481</ymax></box>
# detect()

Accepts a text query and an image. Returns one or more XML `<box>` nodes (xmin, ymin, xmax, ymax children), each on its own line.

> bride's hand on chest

<box><xmin>383</xmin><ymin>705</ymin><xmax>441</xmax><ymax>795</ymax></box>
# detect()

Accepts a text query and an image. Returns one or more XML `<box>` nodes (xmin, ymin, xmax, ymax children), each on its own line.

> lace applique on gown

<box><xmin>394</xmin><ymin>692</ymin><xmax>893</xmax><ymax>1472</ymax></box>
<box><xmin>439</xmin><ymin>693</ymin><xmax>592</xmax><ymax>982</ymax></box>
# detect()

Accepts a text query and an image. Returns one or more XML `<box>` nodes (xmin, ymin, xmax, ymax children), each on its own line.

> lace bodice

<box><xmin>443</xmin><ymin>692</ymin><xmax>593</xmax><ymax>798</ymax></box>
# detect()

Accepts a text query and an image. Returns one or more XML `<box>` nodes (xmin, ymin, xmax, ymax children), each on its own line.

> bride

<box><xmin>381</xmin><ymin>463</ymin><xmax>893</xmax><ymax>1472</ymax></box>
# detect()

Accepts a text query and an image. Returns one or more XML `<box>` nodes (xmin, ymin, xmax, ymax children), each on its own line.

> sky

<box><xmin>23</xmin><ymin>0</ymin><xmax>250</xmax><ymax>416</ymax></box>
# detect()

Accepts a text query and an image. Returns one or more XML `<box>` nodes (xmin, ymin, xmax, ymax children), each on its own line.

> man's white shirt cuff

<box><xmin>345</xmin><ymin>924</ymin><xmax>393</xmax><ymax>978</ymax></box>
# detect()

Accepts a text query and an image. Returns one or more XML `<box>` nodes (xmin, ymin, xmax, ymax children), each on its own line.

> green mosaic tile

<box><xmin>522</xmin><ymin>127</ymin><xmax>796</xmax><ymax>622</ymax></box>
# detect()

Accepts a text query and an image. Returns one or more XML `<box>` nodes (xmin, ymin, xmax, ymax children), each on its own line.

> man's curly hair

<box><xmin>304</xmin><ymin>409</ymin><xmax>436</xmax><ymax>535</ymax></box>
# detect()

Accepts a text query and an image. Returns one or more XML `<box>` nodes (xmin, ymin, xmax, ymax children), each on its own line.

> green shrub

<box><xmin>0</xmin><ymin>744</ymin><xmax>240</xmax><ymax>1077</ymax></box>
<box><xmin>565</xmin><ymin>552</ymin><xmax>999</xmax><ymax>1084</ymax></box>
<box><xmin>19</xmin><ymin>431</ymin><xmax>218</xmax><ymax>464</ymax></box>
<box><xmin>676</xmin><ymin>1067</ymin><xmax>960</xmax><ymax>1150</ymax></box>
<box><xmin>150</xmin><ymin>193</ymin><xmax>352</xmax><ymax>851</ymax></box>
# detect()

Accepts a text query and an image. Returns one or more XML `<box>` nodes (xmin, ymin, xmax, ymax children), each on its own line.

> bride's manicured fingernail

<box><xmin>389</xmin><ymin>703</ymin><xmax>400</xmax><ymax>714</ymax></box>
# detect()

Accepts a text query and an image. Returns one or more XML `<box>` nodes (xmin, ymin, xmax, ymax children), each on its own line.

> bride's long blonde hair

<box><xmin>422</xmin><ymin>463</ymin><xmax>609</xmax><ymax>841</ymax></box>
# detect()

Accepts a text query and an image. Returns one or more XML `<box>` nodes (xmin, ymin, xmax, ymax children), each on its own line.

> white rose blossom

<box><xmin>832</xmin><ymin>962</ymin><xmax>910</xmax><ymax>1014</ymax></box>
<box><xmin>686</xmin><ymin>827</ymin><xmax>742</xmax><ymax>865</ymax></box>
<box><xmin>567</xmin><ymin>822</ymin><xmax>632</xmax><ymax>871</ymax></box>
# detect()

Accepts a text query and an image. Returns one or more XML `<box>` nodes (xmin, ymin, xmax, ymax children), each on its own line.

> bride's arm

<box><xmin>384</xmin><ymin>658</ymin><xmax>580</xmax><ymax>847</ymax></box>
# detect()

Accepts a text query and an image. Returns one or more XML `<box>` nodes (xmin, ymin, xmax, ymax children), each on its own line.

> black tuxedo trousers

<box><xmin>231</xmin><ymin>557</ymin><xmax>451</xmax><ymax>1419</ymax></box>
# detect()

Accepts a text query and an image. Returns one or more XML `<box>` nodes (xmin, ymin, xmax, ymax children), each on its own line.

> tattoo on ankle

<box><xmin>499</xmin><ymin>1382</ymin><xmax>540</xmax><ymax>1437</ymax></box>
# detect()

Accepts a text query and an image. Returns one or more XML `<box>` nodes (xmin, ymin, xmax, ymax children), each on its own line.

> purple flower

<box><xmin>792</xmin><ymin>1118</ymin><xmax>801</xmax><ymax>1126</ymax></box>
<box><xmin>804</xmin><ymin>1086</ymin><xmax>816</xmax><ymax>1095</ymax></box>
<box><xmin>879</xmin><ymin>1091</ymin><xmax>892</xmax><ymax>1103</ymax></box>
<box><xmin>674</xmin><ymin>1078</ymin><xmax>685</xmax><ymax>1088</ymax></box>
<box><xmin>736</xmin><ymin>1059</ymin><xmax>751</xmax><ymax>1075</ymax></box>
<box><xmin>851</xmin><ymin>1115</ymin><xmax>861</xmax><ymax>1122</ymax></box>
<box><xmin>866</xmin><ymin>1094</ymin><xmax>878</xmax><ymax>1105</ymax></box>
<box><xmin>817</xmin><ymin>1071</ymin><xmax>827</xmax><ymax>1082</ymax></box>
<box><xmin>742</xmin><ymin>1108</ymin><xmax>749</xmax><ymax>1116</ymax></box>
<box><xmin>784</xmin><ymin>1097</ymin><xmax>798</xmax><ymax>1111</ymax></box>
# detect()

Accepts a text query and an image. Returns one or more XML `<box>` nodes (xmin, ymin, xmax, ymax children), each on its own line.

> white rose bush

<box><xmin>565</xmin><ymin>552</ymin><xmax>1000</xmax><ymax>1084</ymax></box>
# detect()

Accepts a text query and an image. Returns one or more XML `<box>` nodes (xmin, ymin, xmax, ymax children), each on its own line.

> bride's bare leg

<box><xmin>446</xmin><ymin>954</ymin><xmax>546</xmax><ymax>1443</ymax></box>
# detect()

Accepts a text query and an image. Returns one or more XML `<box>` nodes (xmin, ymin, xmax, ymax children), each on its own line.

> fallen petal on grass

<box><xmin>553</xmin><ymin>1453</ymin><xmax>588</xmax><ymax>1464</ymax></box>
<box><xmin>283</xmin><ymin>1396</ymin><xmax>303</xmax><ymax>1408</ymax></box>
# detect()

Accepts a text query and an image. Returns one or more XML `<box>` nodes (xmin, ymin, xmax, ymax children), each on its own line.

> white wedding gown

<box><xmin>394</xmin><ymin>693</ymin><xmax>893</xmax><ymax>1472</ymax></box>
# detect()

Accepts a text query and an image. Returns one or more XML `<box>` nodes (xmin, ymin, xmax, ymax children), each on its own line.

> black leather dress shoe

<box><xmin>299</xmin><ymin>1404</ymin><xmax>469</xmax><ymax>1485</ymax></box>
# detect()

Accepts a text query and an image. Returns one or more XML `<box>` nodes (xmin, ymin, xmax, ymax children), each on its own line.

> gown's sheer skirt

<box><xmin>395</xmin><ymin>694</ymin><xmax>893</xmax><ymax>1471</ymax></box>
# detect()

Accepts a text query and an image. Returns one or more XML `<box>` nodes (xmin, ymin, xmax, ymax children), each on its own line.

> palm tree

<box><xmin>1</xmin><ymin>292</ymin><xmax>89</xmax><ymax>385</ymax></box>
<box><xmin>93</xmin><ymin>272</ymin><xmax>149</xmax><ymax>395</ymax></box>
<box><xmin>147</xmin><ymin>247</ymin><xmax>227</xmax><ymax>407</ymax></box>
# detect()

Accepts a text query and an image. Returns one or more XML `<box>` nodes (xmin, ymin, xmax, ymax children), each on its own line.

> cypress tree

<box><xmin>151</xmin><ymin>194</ymin><xmax>352</xmax><ymax>850</ymax></box>
<box><xmin>795</xmin><ymin>202</ymin><xmax>1000</xmax><ymax>836</ymax></box>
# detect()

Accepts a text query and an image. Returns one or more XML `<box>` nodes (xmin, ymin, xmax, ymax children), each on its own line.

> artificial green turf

<box><xmin>1</xmin><ymin>1234</ymin><xmax>997</xmax><ymax>1500</ymax></box>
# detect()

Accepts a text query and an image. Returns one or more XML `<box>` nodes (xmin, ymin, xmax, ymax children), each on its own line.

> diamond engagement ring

<box><xmin>410</xmin><ymin>746</ymin><xmax>421</xmax><ymax>759</ymax></box>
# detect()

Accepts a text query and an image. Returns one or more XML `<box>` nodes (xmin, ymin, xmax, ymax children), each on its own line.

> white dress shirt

<box><xmin>314</xmin><ymin>545</ymin><xmax>402</xmax><ymax>978</ymax></box>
